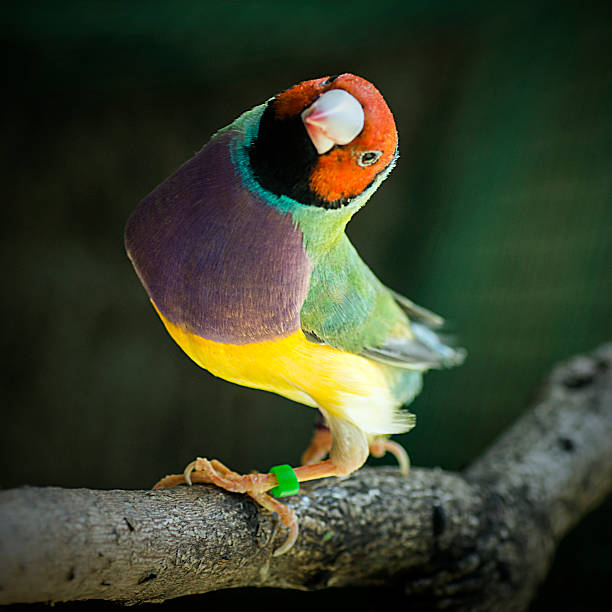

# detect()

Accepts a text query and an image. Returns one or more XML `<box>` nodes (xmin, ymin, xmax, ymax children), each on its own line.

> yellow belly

<box><xmin>155</xmin><ymin>306</ymin><xmax>411</xmax><ymax>435</ymax></box>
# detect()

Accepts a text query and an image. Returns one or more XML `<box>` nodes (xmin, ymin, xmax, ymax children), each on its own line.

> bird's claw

<box><xmin>369</xmin><ymin>439</ymin><xmax>411</xmax><ymax>475</ymax></box>
<box><xmin>183</xmin><ymin>457</ymin><xmax>272</xmax><ymax>493</ymax></box>
<box><xmin>248</xmin><ymin>490</ymin><xmax>299</xmax><ymax>556</ymax></box>
<box><xmin>183</xmin><ymin>457</ymin><xmax>233</xmax><ymax>487</ymax></box>
<box><xmin>183</xmin><ymin>460</ymin><xmax>196</xmax><ymax>486</ymax></box>
<box><xmin>155</xmin><ymin>457</ymin><xmax>299</xmax><ymax>555</ymax></box>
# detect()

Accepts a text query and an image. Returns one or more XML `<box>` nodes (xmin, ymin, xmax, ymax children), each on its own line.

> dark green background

<box><xmin>2</xmin><ymin>1</ymin><xmax>611</xmax><ymax>610</ymax></box>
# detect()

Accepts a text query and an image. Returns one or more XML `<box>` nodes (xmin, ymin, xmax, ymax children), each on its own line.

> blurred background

<box><xmin>2</xmin><ymin>1</ymin><xmax>611</xmax><ymax>610</ymax></box>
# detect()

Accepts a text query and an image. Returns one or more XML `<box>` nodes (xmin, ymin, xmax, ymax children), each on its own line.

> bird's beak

<box><xmin>301</xmin><ymin>89</ymin><xmax>365</xmax><ymax>155</ymax></box>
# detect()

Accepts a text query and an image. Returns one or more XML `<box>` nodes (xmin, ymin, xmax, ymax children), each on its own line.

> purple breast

<box><xmin>125</xmin><ymin>130</ymin><xmax>312</xmax><ymax>344</ymax></box>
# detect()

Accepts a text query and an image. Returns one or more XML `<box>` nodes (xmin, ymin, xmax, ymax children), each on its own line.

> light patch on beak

<box><xmin>301</xmin><ymin>89</ymin><xmax>365</xmax><ymax>155</ymax></box>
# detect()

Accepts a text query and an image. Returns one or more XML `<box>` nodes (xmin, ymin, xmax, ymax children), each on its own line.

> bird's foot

<box><xmin>152</xmin><ymin>456</ymin><xmax>365</xmax><ymax>555</ymax></box>
<box><xmin>182</xmin><ymin>457</ymin><xmax>275</xmax><ymax>493</ymax></box>
<box><xmin>301</xmin><ymin>426</ymin><xmax>333</xmax><ymax>465</ymax></box>
<box><xmin>153</xmin><ymin>458</ymin><xmax>298</xmax><ymax>556</ymax></box>
<box><xmin>369</xmin><ymin>438</ymin><xmax>410</xmax><ymax>475</ymax></box>
<box><xmin>301</xmin><ymin>425</ymin><xmax>410</xmax><ymax>476</ymax></box>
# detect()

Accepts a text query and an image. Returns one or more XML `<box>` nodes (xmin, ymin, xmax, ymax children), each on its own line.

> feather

<box><xmin>360</xmin><ymin>322</ymin><xmax>466</xmax><ymax>370</ymax></box>
<box><xmin>387</xmin><ymin>288</ymin><xmax>444</xmax><ymax>328</ymax></box>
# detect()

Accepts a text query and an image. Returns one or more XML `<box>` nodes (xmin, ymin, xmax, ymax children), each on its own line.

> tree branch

<box><xmin>1</xmin><ymin>343</ymin><xmax>611</xmax><ymax>610</ymax></box>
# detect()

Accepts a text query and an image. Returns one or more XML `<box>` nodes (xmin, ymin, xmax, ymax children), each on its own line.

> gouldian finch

<box><xmin>125</xmin><ymin>74</ymin><xmax>464</xmax><ymax>554</ymax></box>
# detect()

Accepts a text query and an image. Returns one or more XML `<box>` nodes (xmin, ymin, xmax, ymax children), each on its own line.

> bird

<box><xmin>124</xmin><ymin>74</ymin><xmax>465</xmax><ymax>555</ymax></box>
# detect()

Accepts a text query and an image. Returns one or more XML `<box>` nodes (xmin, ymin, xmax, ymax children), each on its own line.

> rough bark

<box><xmin>1</xmin><ymin>343</ymin><xmax>611</xmax><ymax>610</ymax></box>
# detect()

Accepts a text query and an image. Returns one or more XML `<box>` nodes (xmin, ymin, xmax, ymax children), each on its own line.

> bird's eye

<box><xmin>357</xmin><ymin>150</ymin><xmax>382</xmax><ymax>167</ymax></box>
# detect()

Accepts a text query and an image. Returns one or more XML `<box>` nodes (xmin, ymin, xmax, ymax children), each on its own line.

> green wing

<box><xmin>300</xmin><ymin>234</ymin><xmax>464</xmax><ymax>369</ymax></box>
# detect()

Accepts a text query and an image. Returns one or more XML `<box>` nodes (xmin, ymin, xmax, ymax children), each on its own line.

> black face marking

<box><xmin>249</xmin><ymin>101</ymin><xmax>352</xmax><ymax>209</ymax></box>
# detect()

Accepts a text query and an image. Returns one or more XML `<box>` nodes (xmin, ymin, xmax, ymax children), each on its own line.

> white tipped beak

<box><xmin>301</xmin><ymin>89</ymin><xmax>365</xmax><ymax>154</ymax></box>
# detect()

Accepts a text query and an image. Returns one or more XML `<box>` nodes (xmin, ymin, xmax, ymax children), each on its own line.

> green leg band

<box><xmin>269</xmin><ymin>464</ymin><xmax>299</xmax><ymax>497</ymax></box>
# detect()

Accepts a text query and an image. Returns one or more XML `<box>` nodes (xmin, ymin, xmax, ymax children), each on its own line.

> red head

<box><xmin>249</xmin><ymin>74</ymin><xmax>398</xmax><ymax>209</ymax></box>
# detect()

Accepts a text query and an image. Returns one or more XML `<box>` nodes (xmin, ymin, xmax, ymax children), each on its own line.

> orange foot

<box><xmin>369</xmin><ymin>439</ymin><xmax>411</xmax><ymax>475</ymax></box>
<box><xmin>153</xmin><ymin>423</ymin><xmax>409</xmax><ymax>556</ymax></box>
<box><xmin>154</xmin><ymin>457</ymin><xmax>345</xmax><ymax>555</ymax></box>
<box><xmin>301</xmin><ymin>426</ymin><xmax>410</xmax><ymax>475</ymax></box>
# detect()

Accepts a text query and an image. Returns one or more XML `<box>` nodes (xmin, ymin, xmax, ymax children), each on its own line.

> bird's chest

<box><xmin>125</xmin><ymin>130</ymin><xmax>313</xmax><ymax>344</ymax></box>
